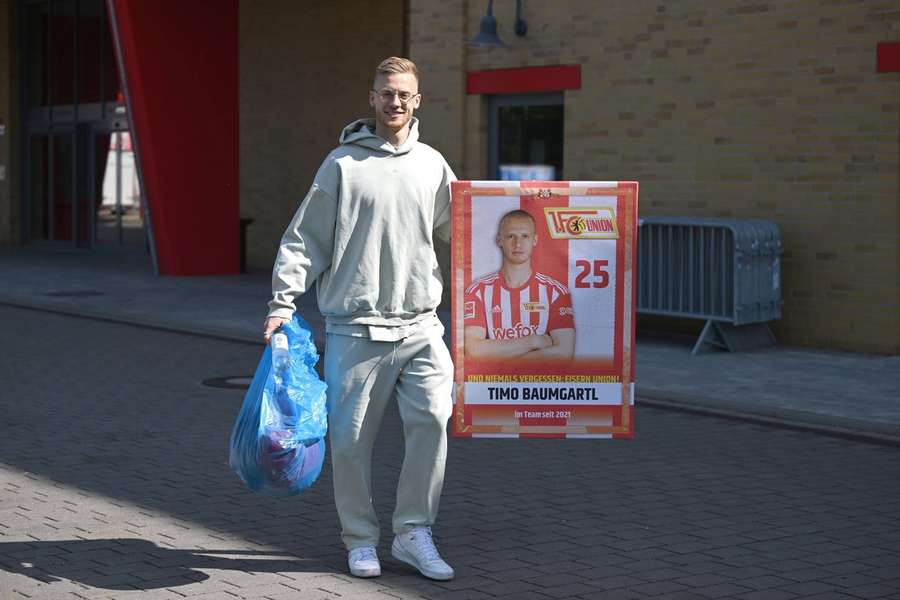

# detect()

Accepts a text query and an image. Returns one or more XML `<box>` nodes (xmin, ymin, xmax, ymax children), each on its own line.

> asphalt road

<box><xmin>1</xmin><ymin>306</ymin><xmax>899</xmax><ymax>600</ymax></box>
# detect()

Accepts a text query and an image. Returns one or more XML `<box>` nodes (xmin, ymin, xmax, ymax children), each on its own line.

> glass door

<box><xmin>91</xmin><ymin>126</ymin><xmax>144</xmax><ymax>247</ymax></box>
<box><xmin>26</xmin><ymin>130</ymin><xmax>76</xmax><ymax>242</ymax></box>
<box><xmin>27</xmin><ymin>133</ymin><xmax>49</xmax><ymax>241</ymax></box>
<box><xmin>26</xmin><ymin>122</ymin><xmax>146</xmax><ymax>249</ymax></box>
<box><xmin>488</xmin><ymin>93</ymin><xmax>564</xmax><ymax>181</ymax></box>
<box><xmin>52</xmin><ymin>130</ymin><xmax>75</xmax><ymax>242</ymax></box>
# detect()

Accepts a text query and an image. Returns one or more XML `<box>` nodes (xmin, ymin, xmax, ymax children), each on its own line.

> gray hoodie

<box><xmin>268</xmin><ymin>118</ymin><xmax>455</xmax><ymax>334</ymax></box>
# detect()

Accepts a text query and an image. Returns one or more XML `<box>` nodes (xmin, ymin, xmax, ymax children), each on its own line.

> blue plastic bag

<box><xmin>229</xmin><ymin>314</ymin><xmax>328</xmax><ymax>496</ymax></box>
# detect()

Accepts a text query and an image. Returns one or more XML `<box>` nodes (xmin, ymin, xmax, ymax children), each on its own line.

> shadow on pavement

<box><xmin>0</xmin><ymin>538</ymin><xmax>320</xmax><ymax>589</ymax></box>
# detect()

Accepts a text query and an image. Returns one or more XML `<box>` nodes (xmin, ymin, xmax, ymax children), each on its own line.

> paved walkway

<box><xmin>2</xmin><ymin>306</ymin><xmax>900</xmax><ymax>600</ymax></box>
<box><xmin>1</xmin><ymin>246</ymin><xmax>897</xmax><ymax>443</ymax></box>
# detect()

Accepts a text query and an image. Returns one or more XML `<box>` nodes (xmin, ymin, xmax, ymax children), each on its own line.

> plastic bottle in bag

<box><xmin>270</xmin><ymin>330</ymin><xmax>295</xmax><ymax>418</ymax></box>
<box><xmin>271</xmin><ymin>331</ymin><xmax>290</xmax><ymax>371</ymax></box>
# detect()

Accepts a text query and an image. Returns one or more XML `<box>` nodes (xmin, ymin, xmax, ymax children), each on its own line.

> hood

<box><xmin>339</xmin><ymin>117</ymin><xmax>420</xmax><ymax>156</ymax></box>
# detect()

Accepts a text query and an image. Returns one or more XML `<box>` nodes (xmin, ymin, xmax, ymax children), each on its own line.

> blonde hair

<box><xmin>498</xmin><ymin>209</ymin><xmax>535</xmax><ymax>233</ymax></box>
<box><xmin>375</xmin><ymin>56</ymin><xmax>418</xmax><ymax>83</ymax></box>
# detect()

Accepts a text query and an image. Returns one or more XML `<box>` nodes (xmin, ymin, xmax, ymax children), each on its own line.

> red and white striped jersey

<box><xmin>464</xmin><ymin>272</ymin><xmax>574</xmax><ymax>340</ymax></box>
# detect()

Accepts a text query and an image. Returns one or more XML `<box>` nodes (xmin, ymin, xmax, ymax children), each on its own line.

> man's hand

<box><xmin>530</xmin><ymin>334</ymin><xmax>553</xmax><ymax>351</ymax></box>
<box><xmin>530</xmin><ymin>328</ymin><xmax>575</xmax><ymax>359</ymax></box>
<box><xmin>263</xmin><ymin>316</ymin><xmax>290</xmax><ymax>343</ymax></box>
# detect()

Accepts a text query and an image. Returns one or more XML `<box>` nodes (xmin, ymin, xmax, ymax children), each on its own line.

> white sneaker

<box><xmin>348</xmin><ymin>546</ymin><xmax>381</xmax><ymax>578</ymax></box>
<box><xmin>391</xmin><ymin>527</ymin><xmax>455</xmax><ymax>580</ymax></box>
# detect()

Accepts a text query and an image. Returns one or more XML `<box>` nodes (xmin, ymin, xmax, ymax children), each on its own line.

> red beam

<box><xmin>108</xmin><ymin>0</ymin><xmax>239</xmax><ymax>275</ymax></box>
<box><xmin>467</xmin><ymin>65</ymin><xmax>581</xmax><ymax>95</ymax></box>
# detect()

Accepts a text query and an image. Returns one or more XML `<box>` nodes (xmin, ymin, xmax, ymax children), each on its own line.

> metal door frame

<box><xmin>19</xmin><ymin>0</ymin><xmax>147</xmax><ymax>253</ymax></box>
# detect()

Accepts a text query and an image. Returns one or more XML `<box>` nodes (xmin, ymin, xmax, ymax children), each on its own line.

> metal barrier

<box><xmin>637</xmin><ymin>217</ymin><xmax>782</xmax><ymax>354</ymax></box>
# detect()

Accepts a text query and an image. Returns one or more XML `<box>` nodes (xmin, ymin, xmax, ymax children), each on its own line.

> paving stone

<box><xmin>423</xmin><ymin>574</ymin><xmax>496</xmax><ymax>591</ymax></box>
<box><xmin>692</xmin><ymin>582</ymin><xmax>755</xmax><ymax>598</ymax></box>
<box><xmin>1</xmin><ymin>307</ymin><xmax>900</xmax><ymax>600</ymax></box>
<box><xmin>734</xmin><ymin>590</ymin><xmax>800</xmax><ymax>600</ymax></box>
<box><xmin>479</xmin><ymin>566</ymin><xmax>545</xmax><ymax>583</ymax></box>
<box><xmin>629</xmin><ymin>580</ymin><xmax>690</xmax><ymax>596</ymax></box>
<box><xmin>761</xmin><ymin>559</ymin><xmax>817</xmax><ymax>573</ymax></box>
<box><xmin>820</xmin><ymin>573</ymin><xmax>882</xmax><ymax>588</ymax></box>
<box><xmin>426</xmin><ymin>589</ymin><xmax>493</xmax><ymax>600</ymax></box>
<box><xmin>842</xmin><ymin>582</ymin><xmax>900</xmax><ymax>598</ymax></box>
<box><xmin>780</xmin><ymin>567</ymin><xmax>842</xmax><ymax>583</ymax></box>
<box><xmin>535</xmin><ymin>582</ymin><xmax>598</xmax><ymax>597</ymax></box>
<box><xmin>470</xmin><ymin>579</ymin><xmax>540</xmax><ymax>596</ymax></box>
<box><xmin>861</xmin><ymin>566</ymin><xmax>900</xmax><ymax>580</ymax></box>
<box><xmin>589</xmin><ymin>575</ymin><xmax>650</xmax><ymax>590</ymax></box>
<box><xmin>674</xmin><ymin>573</ymin><xmax>731</xmax><ymax>587</ymax></box>
<box><xmin>17</xmin><ymin>592</ymin><xmax>99</xmax><ymax>600</ymax></box>
<box><xmin>493</xmin><ymin>593</ymin><xmax>553</xmax><ymax>600</ymax></box>
<box><xmin>779</xmin><ymin>580</ymin><xmax>842</xmax><ymax>596</ymax></box>
<box><xmin>579</xmin><ymin>589</ymin><xmax>645</xmax><ymax>600</ymax></box>
<box><xmin>181</xmin><ymin>593</ymin><xmax>243</xmax><ymax>600</ymax></box>
<box><xmin>712</xmin><ymin>565</ymin><xmax>777</xmax><ymax>581</ymax></box>
<box><xmin>115</xmin><ymin>591</ymin><xmax>186</xmax><ymax>600</ymax></box>
<box><xmin>800</xmin><ymin>594</ymin><xmax>867</xmax><ymax>600</ymax></box>
<box><xmin>734</xmin><ymin>574</ymin><xmax>795</xmax><ymax>590</ymax></box>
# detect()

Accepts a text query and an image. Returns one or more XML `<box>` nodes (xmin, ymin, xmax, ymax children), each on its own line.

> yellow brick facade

<box><xmin>239</xmin><ymin>0</ymin><xmax>405</xmax><ymax>270</ymax></box>
<box><xmin>5</xmin><ymin>2</ymin><xmax>892</xmax><ymax>353</ymax></box>
<box><xmin>407</xmin><ymin>0</ymin><xmax>900</xmax><ymax>354</ymax></box>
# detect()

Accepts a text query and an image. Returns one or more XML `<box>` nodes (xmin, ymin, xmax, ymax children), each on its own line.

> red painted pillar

<box><xmin>877</xmin><ymin>42</ymin><xmax>900</xmax><ymax>72</ymax></box>
<box><xmin>108</xmin><ymin>0</ymin><xmax>239</xmax><ymax>275</ymax></box>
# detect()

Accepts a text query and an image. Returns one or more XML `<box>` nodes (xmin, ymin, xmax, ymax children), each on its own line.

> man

<box><xmin>263</xmin><ymin>57</ymin><xmax>455</xmax><ymax>581</ymax></box>
<box><xmin>464</xmin><ymin>209</ymin><xmax>575</xmax><ymax>359</ymax></box>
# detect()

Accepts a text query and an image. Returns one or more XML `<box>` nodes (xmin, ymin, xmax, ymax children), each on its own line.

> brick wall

<box><xmin>407</xmin><ymin>0</ymin><xmax>468</xmax><ymax>172</ymax></box>
<box><xmin>239</xmin><ymin>0</ymin><xmax>404</xmax><ymax>270</ymax></box>
<box><xmin>409</xmin><ymin>0</ymin><xmax>900</xmax><ymax>354</ymax></box>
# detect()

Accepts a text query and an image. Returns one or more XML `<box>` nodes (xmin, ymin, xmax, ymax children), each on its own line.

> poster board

<box><xmin>451</xmin><ymin>180</ymin><xmax>638</xmax><ymax>439</ymax></box>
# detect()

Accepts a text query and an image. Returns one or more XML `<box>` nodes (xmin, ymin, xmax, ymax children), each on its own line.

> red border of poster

<box><xmin>451</xmin><ymin>181</ymin><xmax>638</xmax><ymax>439</ymax></box>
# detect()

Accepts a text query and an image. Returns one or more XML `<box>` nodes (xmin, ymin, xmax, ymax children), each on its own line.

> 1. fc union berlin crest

<box><xmin>544</xmin><ymin>206</ymin><xmax>619</xmax><ymax>240</ymax></box>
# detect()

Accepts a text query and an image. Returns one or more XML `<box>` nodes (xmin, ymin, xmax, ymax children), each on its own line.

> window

<box><xmin>489</xmin><ymin>93</ymin><xmax>564</xmax><ymax>181</ymax></box>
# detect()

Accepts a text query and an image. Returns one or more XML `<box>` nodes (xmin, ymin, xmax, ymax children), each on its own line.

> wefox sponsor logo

<box><xmin>544</xmin><ymin>206</ymin><xmax>619</xmax><ymax>240</ymax></box>
<box><xmin>492</xmin><ymin>322</ymin><xmax>538</xmax><ymax>339</ymax></box>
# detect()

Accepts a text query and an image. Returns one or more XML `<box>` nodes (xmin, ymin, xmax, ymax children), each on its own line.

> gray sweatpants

<box><xmin>324</xmin><ymin>321</ymin><xmax>454</xmax><ymax>550</ymax></box>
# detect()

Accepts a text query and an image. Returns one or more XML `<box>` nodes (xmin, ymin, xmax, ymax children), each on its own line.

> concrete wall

<box><xmin>239</xmin><ymin>0</ymin><xmax>405</xmax><ymax>270</ymax></box>
<box><xmin>409</xmin><ymin>0</ymin><xmax>900</xmax><ymax>354</ymax></box>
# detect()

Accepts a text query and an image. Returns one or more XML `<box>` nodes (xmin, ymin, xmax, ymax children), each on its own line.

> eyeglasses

<box><xmin>372</xmin><ymin>89</ymin><xmax>420</xmax><ymax>104</ymax></box>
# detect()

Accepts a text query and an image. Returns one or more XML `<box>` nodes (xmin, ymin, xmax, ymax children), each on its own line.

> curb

<box><xmin>0</xmin><ymin>297</ymin><xmax>264</xmax><ymax>347</ymax></box>
<box><xmin>3</xmin><ymin>296</ymin><xmax>898</xmax><ymax>447</ymax></box>
<box><xmin>637</xmin><ymin>389</ymin><xmax>900</xmax><ymax>447</ymax></box>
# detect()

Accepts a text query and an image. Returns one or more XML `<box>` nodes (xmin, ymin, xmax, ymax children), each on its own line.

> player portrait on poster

<box><xmin>463</xmin><ymin>209</ymin><xmax>575</xmax><ymax>362</ymax></box>
<box><xmin>450</xmin><ymin>181</ymin><xmax>638</xmax><ymax>439</ymax></box>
